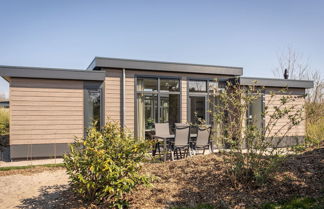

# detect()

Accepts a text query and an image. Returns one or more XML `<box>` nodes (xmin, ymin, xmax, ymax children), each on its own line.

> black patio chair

<box><xmin>152</xmin><ymin>123</ymin><xmax>170</xmax><ymax>158</ymax></box>
<box><xmin>193</xmin><ymin>125</ymin><xmax>212</xmax><ymax>155</ymax></box>
<box><xmin>169</xmin><ymin>125</ymin><xmax>191</xmax><ymax>160</ymax></box>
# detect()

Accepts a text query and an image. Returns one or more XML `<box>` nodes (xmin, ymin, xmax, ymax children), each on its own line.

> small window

<box><xmin>137</xmin><ymin>78</ymin><xmax>158</xmax><ymax>92</ymax></box>
<box><xmin>85</xmin><ymin>89</ymin><xmax>101</xmax><ymax>130</ymax></box>
<box><xmin>160</xmin><ymin>79</ymin><xmax>180</xmax><ymax>92</ymax></box>
<box><xmin>189</xmin><ymin>80</ymin><xmax>207</xmax><ymax>92</ymax></box>
<box><xmin>208</xmin><ymin>81</ymin><xmax>218</xmax><ymax>94</ymax></box>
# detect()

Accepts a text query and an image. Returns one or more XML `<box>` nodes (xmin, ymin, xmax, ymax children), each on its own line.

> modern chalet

<box><xmin>0</xmin><ymin>57</ymin><xmax>314</xmax><ymax>160</ymax></box>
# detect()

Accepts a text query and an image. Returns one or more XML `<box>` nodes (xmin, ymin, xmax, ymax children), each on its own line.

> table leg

<box><xmin>163</xmin><ymin>138</ymin><xmax>167</xmax><ymax>162</ymax></box>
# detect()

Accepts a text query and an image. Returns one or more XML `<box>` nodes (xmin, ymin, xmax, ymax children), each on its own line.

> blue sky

<box><xmin>1</xmin><ymin>0</ymin><xmax>324</xmax><ymax>97</ymax></box>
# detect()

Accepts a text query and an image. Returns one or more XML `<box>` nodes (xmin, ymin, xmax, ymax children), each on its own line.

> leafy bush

<box><xmin>0</xmin><ymin>108</ymin><xmax>9</xmax><ymax>135</ymax></box>
<box><xmin>64</xmin><ymin>120</ymin><xmax>152</xmax><ymax>208</ymax></box>
<box><xmin>210</xmin><ymin>82</ymin><xmax>305</xmax><ymax>186</ymax></box>
<box><xmin>305</xmin><ymin>102</ymin><xmax>324</xmax><ymax>146</ymax></box>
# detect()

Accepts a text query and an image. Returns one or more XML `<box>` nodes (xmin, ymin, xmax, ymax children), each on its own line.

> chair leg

<box><xmin>188</xmin><ymin>147</ymin><xmax>192</xmax><ymax>157</ymax></box>
<box><xmin>203</xmin><ymin>148</ymin><xmax>206</xmax><ymax>155</ymax></box>
<box><xmin>171</xmin><ymin>150</ymin><xmax>175</xmax><ymax>161</ymax></box>
<box><xmin>157</xmin><ymin>143</ymin><xmax>162</xmax><ymax>159</ymax></box>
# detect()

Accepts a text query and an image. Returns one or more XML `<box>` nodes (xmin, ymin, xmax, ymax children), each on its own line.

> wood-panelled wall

<box><xmin>10</xmin><ymin>78</ymin><xmax>84</xmax><ymax>145</ymax></box>
<box><xmin>265</xmin><ymin>91</ymin><xmax>306</xmax><ymax>137</ymax></box>
<box><xmin>104</xmin><ymin>69</ymin><xmax>122</xmax><ymax>124</ymax></box>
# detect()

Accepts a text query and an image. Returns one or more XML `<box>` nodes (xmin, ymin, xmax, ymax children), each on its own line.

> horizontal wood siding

<box><xmin>10</xmin><ymin>78</ymin><xmax>84</xmax><ymax>145</ymax></box>
<box><xmin>181</xmin><ymin>77</ymin><xmax>188</xmax><ymax>123</ymax></box>
<box><xmin>104</xmin><ymin>69</ymin><xmax>122</xmax><ymax>124</ymax></box>
<box><xmin>265</xmin><ymin>92</ymin><xmax>306</xmax><ymax>137</ymax></box>
<box><xmin>125</xmin><ymin>72</ymin><xmax>135</xmax><ymax>132</ymax></box>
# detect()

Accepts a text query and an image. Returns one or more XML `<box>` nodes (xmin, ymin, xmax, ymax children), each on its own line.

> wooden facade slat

<box><xmin>10</xmin><ymin>101</ymin><xmax>83</xmax><ymax>107</ymax></box>
<box><xmin>265</xmin><ymin>94</ymin><xmax>305</xmax><ymax>137</ymax></box>
<box><xmin>12</xmin><ymin>116</ymin><xmax>83</xmax><ymax>121</ymax></box>
<box><xmin>11</xmin><ymin>97</ymin><xmax>83</xmax><ymax>102</ymax></box>
<box><xmin>11</xmin><ymin>125</ymin><xmax>83</xmax><ymax>130</ymax></box>
<box><xmin>10</xmin><ymin>78</ymin><xmax>84</xmax><ymax>145</ymax></box>
<box><xmin>11</xmin><ymin>106</ymin><xmax>83</xmax><ymax>111</ymax></box>
<box><xmin>11</xmin><ymin>111</ymin><xmax>83</xmax><ymax>116</ymax></box>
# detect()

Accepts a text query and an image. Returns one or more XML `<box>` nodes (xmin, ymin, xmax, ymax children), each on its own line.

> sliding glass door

<box><xmin>189</xmin><ymin>96</ymin><xmax>206</xmax><ymax>124</ymax></box>
<box><xmin>136</xmin><ymin>77</ymin><xmax>180</xmax><ymax>138</ymax></box>
<box><xmin>160</xmin><ymin>94</ymin><xmax>180</xmax><ymax>125</ymax></box>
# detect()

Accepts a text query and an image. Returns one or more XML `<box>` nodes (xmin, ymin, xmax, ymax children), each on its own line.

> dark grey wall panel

<box><xmin>10</xmin><ymin>143</ymin><xmax>70</xmax><ymax>160</ymax></box>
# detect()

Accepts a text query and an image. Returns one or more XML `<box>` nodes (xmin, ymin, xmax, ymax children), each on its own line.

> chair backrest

<box><xmin>196</xmin><ymin>125</ymin><xmax>211</xmax><ymax>146</ymax></box>
<box><xmin>174</xmin><ymin>125</ymin><xmax>190</xmax><ymax>146</ymax></box>
<box><xmin>154</xmin><ymin>123</ymin><xmax>170</xmax><ymax>136</ymax></box>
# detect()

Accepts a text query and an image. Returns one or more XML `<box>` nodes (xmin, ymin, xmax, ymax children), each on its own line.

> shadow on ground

<box><xmin>17</xmin><ymin>185</ymin><xmax>81</xmax><ymax>209</ymax></box>
<box><xmin>168</xmin><ymin>147</ymin><xmax>324</xmax><ymax>208</ymax></box>
<box><xmin>128</xmin><ymin>145</ymin><xmax>324</xmax><ymax>208</ymax></box>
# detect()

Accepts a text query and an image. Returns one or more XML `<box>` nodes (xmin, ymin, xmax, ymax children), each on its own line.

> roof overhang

<box><xmin>0</xmin><ymin>65</ymin><xmax>105</xmax><ymax>81</ymax></box>
<box><xmin>239</xmin><ymin>77</ymin><xmax>314</xmax><ymax>89</ymax></box>
<box><xmin>88</xmin><ymin>57</ymin><xmax>243</xmax><ymax>76</ymax></box>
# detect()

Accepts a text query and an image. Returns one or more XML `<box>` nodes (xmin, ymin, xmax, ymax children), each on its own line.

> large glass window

<box><xmin>188</xmin><ymin>79</ymin><xmax>223</xmax><ymax>127</ymax></box>
<box><xmin>137</xmin><ymin>78</ymin><xmax>158</xmax><ymax>92</ymax></box>
<box><xmin>136</xmin><ymin>77</ymin><xmax>180</xmax><ymax>138</ymax></box>
<box><xmin>189</xmin><ymin>80</ymin><xmax>207</xmax><ymax>92</ymax></box>
<box><xmin>160</xmin><ymin>79</ymin><xmax>180</xmax><ymax>92</ymax></box>
<box><xmin>160</xmin><ymin>94</ymin><xmax>180</xmax><ymax>124</ymax></box>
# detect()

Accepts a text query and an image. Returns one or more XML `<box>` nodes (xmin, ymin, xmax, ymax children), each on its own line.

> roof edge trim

<box><xmin>0</xmin><ymin>65</ymin><xmax>105</xmax><ymax>81</ymax></box>
<box><xmin>239</xmin><ymin>77</ymin><xmax>314</xmax><ymax>89</ymax></box>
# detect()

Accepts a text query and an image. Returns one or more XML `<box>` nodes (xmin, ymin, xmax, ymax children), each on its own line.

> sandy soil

<box><xmin>0</xmin><ymin>169</ymin><xmax>69</xmax><ymax>209</ymax></box>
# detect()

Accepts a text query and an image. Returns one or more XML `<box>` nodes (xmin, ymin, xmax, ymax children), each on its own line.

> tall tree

<box><xmin>273</xmin><ymin>47</ymin><xmax>323</xmax><ymax>103</ymax></box>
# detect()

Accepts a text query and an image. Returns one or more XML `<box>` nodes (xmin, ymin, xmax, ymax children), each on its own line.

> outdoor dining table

<box><xmin>154</xmin><ymin>134</ymin><xmax>197</xmax><ymax>161</ymax></box>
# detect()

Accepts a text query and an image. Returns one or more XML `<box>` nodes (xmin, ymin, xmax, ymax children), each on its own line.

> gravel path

<box><xmin>0</xmin><ymin>169</ymin><xmax>69</xmax><ymax>209</ymax></box>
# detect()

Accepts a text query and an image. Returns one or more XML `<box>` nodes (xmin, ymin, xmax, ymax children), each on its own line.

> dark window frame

<box><xmin>84</xmin><ymin>81</ymin><xmax>104</xmax><ymax>134</ymax></box>
<box><xmin>135</xmin><ymin>75</ymin><xmax>182</xmax><ymax>136</ymax></box>
<box><xmin>187</xmin><ymin>78</ymin><xmax>225</xmax><ymax>125</ymax></box>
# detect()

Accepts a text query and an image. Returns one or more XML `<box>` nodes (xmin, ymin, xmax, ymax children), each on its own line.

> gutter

<box><xmin>122</xmin><ymin>68</ymin><xmax>126</xmax><ymax>128</ymax></box>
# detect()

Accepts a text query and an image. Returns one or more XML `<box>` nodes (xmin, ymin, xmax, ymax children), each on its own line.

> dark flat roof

<box><xmin>239</xmin><ymin>77</ymin><xmax>314</xmax><ymax>89</ymax></box>
<box><xmin>0</xmin><ymin>65</ymin><xmax>105</xmax><ymax>81</ymax></box>
<box><xmin>88</xmin><ymin>57</ymin><xmax>243</xmax><ymax>76</ymax></box>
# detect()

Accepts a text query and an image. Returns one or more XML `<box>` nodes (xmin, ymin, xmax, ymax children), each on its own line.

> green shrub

<box><xmin>64</xmin><ymin>120</ymin><xmax>152</xmax><ymax>208</ymax></box>
<box><xmin>0</xmin><ymin>108</ymin><xmax>9</xmax><ymax>135</ymax></box>
<box><xmin>210</xmin><ymin>83</ymin><xmax>305</xmax><ymax>186</ymax></box>
<box><xmin>305</xmin><ymin>102</ymin><xmax>324</xmax><ymax>146</ymax></box>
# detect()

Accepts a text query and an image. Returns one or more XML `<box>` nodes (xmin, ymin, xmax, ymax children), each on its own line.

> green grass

<box><xmin>0</xmin><ymin>163</ymin><xmax>64</xmax><ymax>171</ymax></box>
<box><xmin>0</xmin><ymin>108</ymin><xmax>9</xmax><ymax>135</ymax></box>
<box><xmin>261</xmin><ymin>197</ymin><xmax>324</xmax><ymax>209</ymax></box>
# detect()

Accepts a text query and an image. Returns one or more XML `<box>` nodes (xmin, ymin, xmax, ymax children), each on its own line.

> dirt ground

<box><xmin>127</xmin><ymin>145</ymin><xmax>324</xmax><ymax>208</ymax></box>
<box><xmin>0</xmin><ymin>144</ymin><xmax>323</xmax><ymax>209</ymax></box>
<box><xmin>0</xmin><ymin>167</ymin><xmax>69</xmax><ymax>209</ymax></box>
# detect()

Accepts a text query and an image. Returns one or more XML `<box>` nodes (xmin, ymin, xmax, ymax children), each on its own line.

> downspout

<box><xmin>122</xmin><ymin>68</ymin><xmax>126</xmax><ymax>128</ymax></box>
